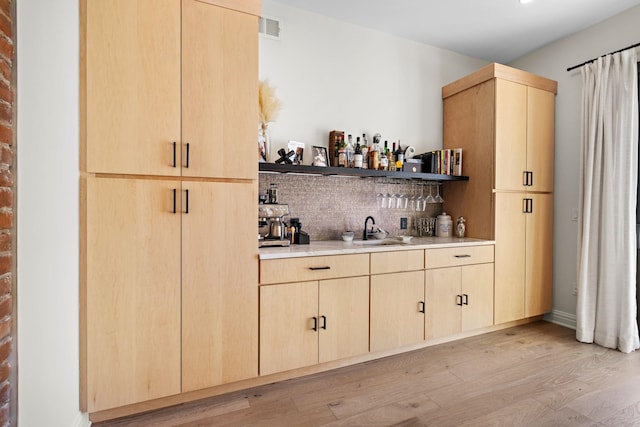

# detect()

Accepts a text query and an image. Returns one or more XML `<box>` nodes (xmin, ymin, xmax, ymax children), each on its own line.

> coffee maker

<box><xmin>258</xmin><ymin>204</ymin><xmax>291</xmax><ymax>247</ymax></box>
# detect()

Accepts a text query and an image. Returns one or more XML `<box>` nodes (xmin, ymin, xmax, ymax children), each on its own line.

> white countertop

<box><xmin>258</xmin><ymin>237</ymin><xmax>495</xmax><ymax>260</ymax></box>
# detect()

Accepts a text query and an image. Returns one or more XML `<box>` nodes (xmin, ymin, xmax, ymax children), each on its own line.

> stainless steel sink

<box><xmin>352</xmin><ymin>239</ymin><xmax>403</xmax><ymax>246</ymax></box>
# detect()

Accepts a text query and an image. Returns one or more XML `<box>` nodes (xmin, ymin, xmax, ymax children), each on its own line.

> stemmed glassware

<box><xmin>433</xmin><ymin>183</ymin><xmax>444</xmax><ymax>203</ymax></box>
<box><xmin>374</xmin><ymin>179</ymin><xmax>439</xmax><ymax>209</ymax></box>
<box><xmin>425</xmin><ymin>183</ymin><xmax>435</xmax><ymax>203</ymax></box>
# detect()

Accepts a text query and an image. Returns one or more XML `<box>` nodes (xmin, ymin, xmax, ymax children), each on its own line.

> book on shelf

<box><xmin>417</xmin><ymin>148</ymin><xmax>463</xmax><ymax>175</ymax></box>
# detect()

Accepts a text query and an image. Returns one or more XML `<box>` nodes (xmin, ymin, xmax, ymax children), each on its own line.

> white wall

<box><xmin>17</xmin><ymin>0</ymin><xmax>89</xmax><ymax>426</ymax></box>
<box><xmin>510</xmin><ymin>5</ymin><xmax>640</xmax><ymax>324</ymax></box>
<box><xmin>259</xmin><ymin>0</ymin><xmax>488</xmax><ymax>159</ymax></box>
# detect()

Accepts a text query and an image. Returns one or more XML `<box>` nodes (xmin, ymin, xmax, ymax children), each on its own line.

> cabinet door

<box><xmin>495</xmin><ymin>79</ymin><xmax>527</xmax><ymax>191</ymax></box>
<box><xmin>84</xmin><ymin>0</ymin><xmax>181</xmax><ymax>176</ymax></box>
<box><xmin>425</xmin><ymin>267</ymin><xmax>461</xmax><ymax>340</ymax></box>
<box><xmin>525</xmin><ymin>193</ymin><xmax>554</xmax><ymax>317</ymax></box>
<box><xmin>182</xmin><ymin>0</ymin><xmax>258</xmax><ymax>179</ymax></box>
<box><xmin>494</xmin><ymin>192</ymin><xmax>526</xmax><ymax>324</ymax></box>
<box><xmin>259</xmin><ymin>282</ymin><xmax>319</xmax><ymax>376</ymax></box>
<box><xmin>318</xmin><ymin>276</ymin><xmax>370</xmax><ymax>363</ymax></box>
<box><xmin>370</xmin><ymin>271</ymin><xmax>425</xmax><ymax>352</ymax></box>
<box><xmin>527</xmin><ymin>87</ymin><xmax>555</xmax><ymax>192</ymax></box>
<box><xmin>181</xmin><ymin>181</ymin><xmax>258</xmax><ymax>391</ymax></box>
<box><xmin>84</xmin><ymin>177</ymin><xmax>181</xmax><ymax>412</ymax></box>
<box><xmin>461</xmin><ymin>263</ymin><xmax>494</xmax><ymax>331</ymax></box>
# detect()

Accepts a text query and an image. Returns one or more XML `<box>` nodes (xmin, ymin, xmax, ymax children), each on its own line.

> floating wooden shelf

<box><xmin>258</xmin><ymin>163</ymin><xmax>469</xmax><ymax>182</ymax></box>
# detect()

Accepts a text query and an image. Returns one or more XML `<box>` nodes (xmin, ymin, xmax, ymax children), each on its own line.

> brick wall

<box><xmin>0</xmin><ymin>0</ymin><xmax>12</xmax><ymax>425</ymax></box>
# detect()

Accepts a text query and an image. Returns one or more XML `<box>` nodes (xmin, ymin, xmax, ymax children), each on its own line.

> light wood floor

<box><xmin>95</xmin><ymin>321</ymin><xmax>640</xmax><ymax>426</ymax></box>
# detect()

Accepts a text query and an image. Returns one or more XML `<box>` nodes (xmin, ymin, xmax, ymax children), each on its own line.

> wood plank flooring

<box><xmin>94</xmin><ymin>321</ymin><xmax>640</xmax><ymax>426</ymax></box>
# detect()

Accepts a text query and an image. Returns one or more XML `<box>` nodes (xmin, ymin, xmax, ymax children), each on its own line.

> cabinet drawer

<box><xmin>260</xmin><ymin>254</ymin><xmax>369</xmax><ymax>284</ymax></box>
<box><xmin>426</xmin><ymin>245</ymin><xmax>494</xmax><ymax>269</ymax></box>
<box><xmin>370</xmin><ymin>250</ymin><xmax>424</xmax><ymax>275</ymax></box>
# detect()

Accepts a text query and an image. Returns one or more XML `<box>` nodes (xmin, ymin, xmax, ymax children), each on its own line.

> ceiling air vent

<box><xmin>259</xmin><ymin>16</ymin><xmax>281</xmax><ymax>40</ymax></box>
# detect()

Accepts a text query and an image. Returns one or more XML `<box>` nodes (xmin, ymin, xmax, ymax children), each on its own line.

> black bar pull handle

<box><xmin>529</xmin><ymin>171</ymin><xmax>534</xmax><ymax>187</ymax></box>
<box><xmin>528</xmin><ymin>198</ymin><xmax>533</xmax><ymax>213</ymax></box>
<box><xmin>172</xmin><ymin>189</ymin><xmax>177</xmax><ymax>214</ymax></box>
<box><xmin>454</xmin><ymin>254</ymin><xmax>471</xmax><ymax>258</ymax></box>
<box><xmin>185</xmin><ymin>189</ymin><xmax>189</xmax><ymax>214</ymax></box>
<box><xmin>185</xmin><ymin>143</ymin><xmax>190</xmax><ymax>168</ymax></box>
<box><xmin>419</xmin><ymin>301</ymin><xmax>425</xmax><ymax>313</ymax></box>
<box><xmin>456</xmin><ymin>295</ymin><xmax>463</xmax><ymax>306</ymax></box>
<box><xmin>172</xmin><ymin>141</ymin><xmax>177</xmax><ymax>168</ymax></box>
<box><xmin>309</xmin><ymin>266</ymin><xmax>331</xmax><ymax>271</ymax></box>
<box><xmin>312</xmin><ymin>317</ymin><xmax>318</xmax><ymax>332</ymax></box>
<box><xmin>321</xmin><ymin>315</ymin><xmax>327</xmax><ymax>330</ymax></box>
<box><xmin>463</xmin><ymin>294</ymin><xmax>469</xmax><ymax>305</ymax></box>
<box><xmin>523</xmin><ymin>171</ymin><xmax>528</xmax><ymax>186</ymax></box>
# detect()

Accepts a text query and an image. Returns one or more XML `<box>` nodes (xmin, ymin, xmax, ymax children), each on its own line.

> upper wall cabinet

<box><xmin>494</xmin><ymin>81</ymin><xmax>555</xmax><ymax>192</ymax></box>
<box><xmin>82</xmin><ymin>0</ymin><xmax>258</xmax><ymax>180</ymax></box>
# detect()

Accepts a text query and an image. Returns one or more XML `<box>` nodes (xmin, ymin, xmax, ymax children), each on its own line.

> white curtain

<box><xmin>577</xmin><ymin>49</ymin><xmax>639</xmax><ymax>353</ymax></box>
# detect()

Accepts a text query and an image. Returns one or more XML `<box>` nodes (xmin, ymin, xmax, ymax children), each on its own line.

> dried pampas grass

<box><xmin>259</xmin><ymin>80</ymin><xmax>282</xmax><ymax>126</ymax></box>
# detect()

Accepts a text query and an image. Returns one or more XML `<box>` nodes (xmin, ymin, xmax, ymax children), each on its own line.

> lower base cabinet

<box><xmin>259</xmin><ymin>276</ymin><xmax>370</xmax><ymax>376</ymax></box>
<box><xmin>370</xmin><ymin>271</ymin><xmax>425</xmax><ymax>352</ymax></box>
<box><xmin>425</xmin><ymin>263</ymin><xmax>494</xmax><ymax>340</ymax></box>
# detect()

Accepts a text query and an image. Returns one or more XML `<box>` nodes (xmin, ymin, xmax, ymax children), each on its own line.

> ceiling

<box><xmin>271</xmin><ymin>0</ymin><xmax>640</xmax><ymax>63</ymax></box>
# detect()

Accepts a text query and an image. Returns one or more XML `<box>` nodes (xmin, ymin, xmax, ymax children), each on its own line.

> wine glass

<box><xmin>434</xmin><ymin>183</ymin><xmax>444</xmax><ymax>203</ymax></box>
<box><xmin>425</xmin><ymin>183</ymin><xmax>435</xmax><ymax>204</ymax></box>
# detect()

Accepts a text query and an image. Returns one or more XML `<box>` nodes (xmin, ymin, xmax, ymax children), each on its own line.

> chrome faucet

<box><xmin>363</xmin><ymin>216</ymin><xmax>376</xmax><ymax>240</ymax></box>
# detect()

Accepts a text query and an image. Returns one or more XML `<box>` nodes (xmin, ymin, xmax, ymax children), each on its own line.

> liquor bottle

<box><xmin>337</xmin><ymin>135</ymin><xmax>347</xmax><ymax>167</ymax></box>
<box><xmin>381</xmin><ymin>141</ymin><xmax>389</xmax><ymax>170</ymax></box>
<box><xmin>360</xmin><ymin>134</ymin><xmax>368</xmax><ymax>169</ymax></box>
<box><xmin>354</xmin><ymin>137</ymin><xmax>363</xmax><ymax>168</ymax></box>
<box><xmin>345</xmin><ymin>134</ymin><xmax>355</xmax><ymax>168</ymax></box>
<box><xmin>395</xmin><ymin>142</ymin><xmax>404</xmax><ymax>170</ymax></box>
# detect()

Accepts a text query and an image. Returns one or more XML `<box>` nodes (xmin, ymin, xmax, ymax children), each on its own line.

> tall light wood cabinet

<box><xmin>180</xmin><ymin>181</ymin><xmax>258</xmax><ymax>392</ymax></box>
<box><xmin>83</xmin><ymin>0</ymin><xmax>258</xmax><ymax>180</ymax></box>
<box><xmin>83</xmin><ymin>177</ymin><xmax>183</xmax><ymax>411</ymax></box>
<box><xmin>442</xmin><ymin>63</ymin><xmax>557</xmax><ymax>325</ymax></box>
<box><xmin>80</xmin><ymin>0</ymin><xmax>260</xmax><ymax>414</ymax></box>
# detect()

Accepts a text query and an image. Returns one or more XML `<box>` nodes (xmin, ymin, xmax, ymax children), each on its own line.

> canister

<box><xmin>435</xmin><ymin>212</ymin><xmax>452</xmax><ymax>237</ymax></box>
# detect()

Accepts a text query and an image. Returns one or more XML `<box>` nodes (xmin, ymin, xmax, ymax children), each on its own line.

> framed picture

<box><xmin>287</xmin><ymin>141</ymin><xmax>305</xmax><ymax>165</ymax></box>
<box><xmin>312</xmin><ymin>146</ymin><xmax>328</xmax><ymax>167</ymax></box>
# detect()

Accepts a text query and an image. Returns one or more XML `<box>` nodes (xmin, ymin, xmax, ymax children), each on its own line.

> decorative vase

<box><xmin>259</xmin><ymin>124</ymin><xmax>271</xmax><ymax>163</ymax></box>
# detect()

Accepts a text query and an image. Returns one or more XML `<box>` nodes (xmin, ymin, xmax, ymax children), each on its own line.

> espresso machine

<box><xmin>258</xmin><ymin>204</ymin><xmax>291</xmax><ymax>247</ymax></box>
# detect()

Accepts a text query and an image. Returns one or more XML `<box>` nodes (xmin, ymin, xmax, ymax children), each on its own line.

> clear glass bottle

<box><xmin>346</xmin><ymin>134</ymin><xmax>355</xmax><ymax>168</ymax></box>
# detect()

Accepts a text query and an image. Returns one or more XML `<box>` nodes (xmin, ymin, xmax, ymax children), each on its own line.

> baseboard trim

<box><xmin>544</xmin><ymin>310</ymin><xmax>577</xmax><ymax>330</ymax></box>
<box><xmin>73</xmin><ymin>413</ymin><xmax>91</xmax><ymax>427</ymax></box>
